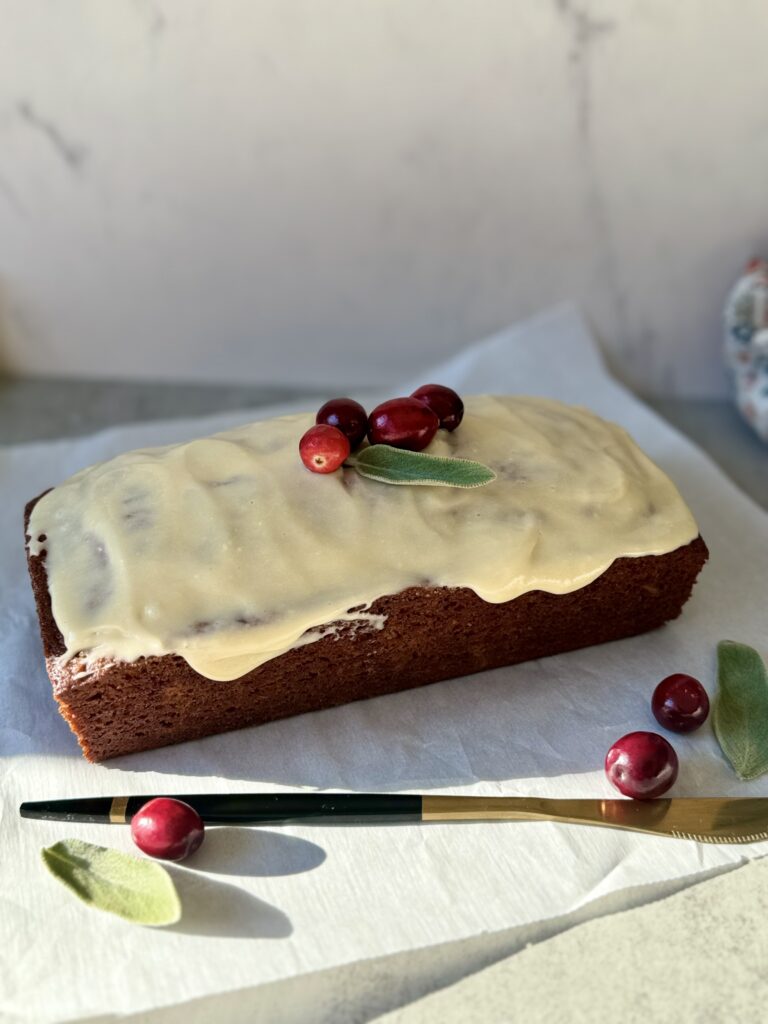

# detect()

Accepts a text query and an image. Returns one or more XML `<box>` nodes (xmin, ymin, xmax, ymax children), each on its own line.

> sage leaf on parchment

<box><xmin>42</xmin><ymin>839</ymin><xmax>181</xmax><ymax>926</ymax></box>
<box><xmin>714</xmin><ymin>641</ymin><xmax>768</xmax><ymax>781</ymax></box>
<box><xmin>349</xmin><ymin>445</ymin><xmax>496</xmax><ymax>488</ymax></box>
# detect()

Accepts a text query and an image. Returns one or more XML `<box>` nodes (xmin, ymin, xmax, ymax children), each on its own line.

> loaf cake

<box><xmin>25</xmin><ymin>396</ymin><xmax>708</xmax><ymax>761</ymax></box>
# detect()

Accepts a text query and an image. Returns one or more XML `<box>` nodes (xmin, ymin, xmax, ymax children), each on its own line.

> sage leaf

<box><xmin>42</xmin><ymin>839</ymin><xmax>181</xmax><ymax>926</ymax></box>
<box><xmin>349</xmin><ymin>445</ymin><xmax>496</xmax><ymax>488</ymax></box>
<box><xmin>713</xmin><ymin>641</ymin><xmax>768</xmax><ymax>781</ymax></box>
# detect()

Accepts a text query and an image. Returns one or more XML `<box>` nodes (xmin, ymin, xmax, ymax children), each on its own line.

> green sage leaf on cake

<box><xmin>713</xmin><ymin>640</ymin><xmax>768</xmax><ymax>781</ymax></box>
<box><xmin>41</xmin><ymin>838</ymin><xmax>181</xmax><ymax>926</ymax></box>
<box><xmin>350</xmin><ymin>445</ymin><xmax>496</xmax><ymax>488</ymax></box>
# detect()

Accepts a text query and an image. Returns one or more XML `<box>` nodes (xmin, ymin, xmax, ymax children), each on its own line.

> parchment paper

<box><xmin>1</xmin><ymin>306</ymin><xmax>767</xmax><ymax>1024</ymax></box>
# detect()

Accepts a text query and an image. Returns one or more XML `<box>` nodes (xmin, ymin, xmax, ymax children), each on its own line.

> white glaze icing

<box><xmin>28</xmin><ymin>396</ymin><xmax>699</xmax><ymax>681</ymax></box>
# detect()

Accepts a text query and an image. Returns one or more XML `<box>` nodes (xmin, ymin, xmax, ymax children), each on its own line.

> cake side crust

<box><xmin>25</xmin><ymin>495</ymin><xmax>709</xmax><ymax>762</ymax></box>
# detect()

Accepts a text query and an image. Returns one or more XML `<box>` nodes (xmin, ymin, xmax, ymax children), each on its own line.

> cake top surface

<box><xmin>28</xmin><ymin>395</ymin><xmax>699</xmax><ymax>680</ymax></box>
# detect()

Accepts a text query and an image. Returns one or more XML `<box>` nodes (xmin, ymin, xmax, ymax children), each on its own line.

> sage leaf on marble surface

<box><xmin>349</xmin><ymin>445</ymin><xmax>496</xmax><ymax>488</ymax></box>
<box><xmin>42</xmin><ymin>839</ymin><xmax>181</xmax><ymax>926</ymax></box>
<box><xmin>714</xmin><ymin>641</ymin><xmax>768</xmax><ymax>781</ymax></box>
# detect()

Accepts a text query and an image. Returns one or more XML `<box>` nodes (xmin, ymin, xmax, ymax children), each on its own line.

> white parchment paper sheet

<box><xmin>1</xmin><ymin>307</ymin><xmax>767</xmax><ymax>1023</ymax></box>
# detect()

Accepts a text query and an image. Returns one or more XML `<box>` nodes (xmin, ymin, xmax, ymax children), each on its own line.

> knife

<box><xmin>18</xmin><ymin>793</ymin><xmax>768</xmax><ymax>843</ymax></box>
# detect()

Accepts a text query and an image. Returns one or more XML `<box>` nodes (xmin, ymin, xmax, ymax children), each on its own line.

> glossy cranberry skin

<box><xmin>367</xmin><ymin>397</ymin><xmax>440</xmax><ymax>451</ymax></box>
<box><xmin>410</xmin><ymin>384</ymin><xmax>464</xmax><ymax>431</ymax></box>
<box><xmin>131</xmin><ymin>798</ymin><xmax>205</xmax><ymax>861</ymax></box>
<box><xmin>316</xmin><ymin>397</ymin><xmax>368</xmax><ymax>449</ymax></box>
<box><xmin>652</xmin><ymin>673</ymin><xmax>710</xmax><ymax>733</ymax></box>
<box><xmin>605</xmin><ymin>731</ymin><xmax>679</xmax><ymax>800</ymax></box>
<box><xmin>299</xmin><ymin>423</ymin><xmax>350</xmax><ymax>473</ymax></box>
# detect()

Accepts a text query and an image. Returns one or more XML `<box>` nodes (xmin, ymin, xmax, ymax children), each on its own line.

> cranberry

<box><xmin>299</xmin><ymin>423</ymin><xmax>350</xmax><ymax>473</ymax></box>
<box><xmin>367</xmin><ymin>397</ymin><xmax>439</xmax><ymax>451</ymax></box>
<box><xmin>130</xmin><ymin>798</ymin><xmax>205</xmax><ymax>861</ymax></box>
<box><xmin>652</xmin><ymin>673</ymin><xmax>710</xmax><ymax>733</ymax></box>
<box><xmin>316</xmin><ymin>397</ymin><xmax>368</xmax><ymax>449</ymax></box>
<box><xmin>410</xmin><ymin>384</ymin><xmax>464</xmax><ymax>431</ymax></box>
<box><xmin>604</xmin><ymin>731</ymin><xmax>679</xmax><ymax>800</ymax></box>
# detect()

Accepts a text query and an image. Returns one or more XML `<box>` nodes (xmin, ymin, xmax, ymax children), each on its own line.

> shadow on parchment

<box><xmin>187</xmin><ymin>826</ymin><xmax>326</xmax><ymax>878</ymax></box>
<box><xmin>165</xmin><ymin>868</ymin><xmax>292</xmax><ymax>940</ymax></box>
<box><xmin>0</xmin><ymin>597</ymin><xmax>80</xmax><ymax>755</ymax></box>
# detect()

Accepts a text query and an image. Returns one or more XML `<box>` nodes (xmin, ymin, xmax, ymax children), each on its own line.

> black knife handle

<box><xmin>20</xmin><ymin>793</ymin><xmax>424</xmax><ymax>825</ymax></box>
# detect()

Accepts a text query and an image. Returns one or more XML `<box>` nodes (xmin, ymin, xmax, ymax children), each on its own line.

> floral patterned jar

<box><xmin>724</xmin><ymin>258</ymin><xmax>768</xmax><ymax>443</ymax></box>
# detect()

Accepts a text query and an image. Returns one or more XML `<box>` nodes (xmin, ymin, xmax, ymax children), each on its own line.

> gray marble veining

<box><xmin>15</xmin><ymin>100</ymin><xmax>88</xmax><ymax>171</ymax></box>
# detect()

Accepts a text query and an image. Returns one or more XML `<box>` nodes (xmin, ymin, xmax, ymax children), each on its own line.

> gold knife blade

<box><xmin>421</xmin><ymin>796</ymin><xmax>768</xmax><ymax>844</ymax></box>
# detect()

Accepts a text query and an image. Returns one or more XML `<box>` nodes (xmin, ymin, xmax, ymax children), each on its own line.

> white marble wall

<box><xmin>1</xmin><ymin>0</ymin><xmax>766</xmax><ymax>397</ymax></box>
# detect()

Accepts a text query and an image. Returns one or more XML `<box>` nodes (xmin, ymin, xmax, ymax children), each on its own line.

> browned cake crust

<box><xmin>24</xmin><ymin>495</ymin><xmax>708</xmax><ymax>762</ymax></box>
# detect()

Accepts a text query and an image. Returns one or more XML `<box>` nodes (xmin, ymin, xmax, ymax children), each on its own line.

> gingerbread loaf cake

<box><xmin>24</xmin><ymin>396</ymin><xmax>708</xmax><ymax>762</ymax></box>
